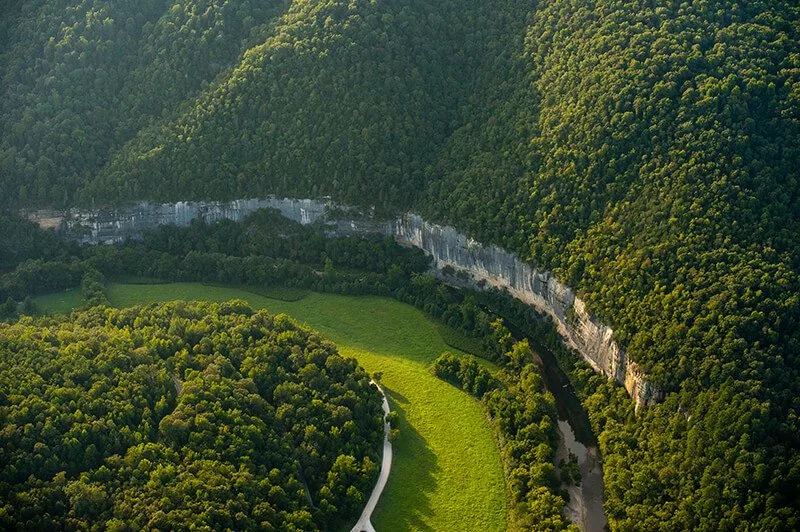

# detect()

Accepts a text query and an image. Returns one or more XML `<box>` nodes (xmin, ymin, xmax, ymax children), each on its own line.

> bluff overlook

<box><xmin>26</xmin><ymin>198</ymin><xmax>661</xmax><ymax>409</ymax></box>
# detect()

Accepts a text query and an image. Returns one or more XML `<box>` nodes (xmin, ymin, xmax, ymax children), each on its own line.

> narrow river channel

<box><xmin>502</xmin><ymin>318</ymin><xmax>608</xmax><ymax>532</ymax></box>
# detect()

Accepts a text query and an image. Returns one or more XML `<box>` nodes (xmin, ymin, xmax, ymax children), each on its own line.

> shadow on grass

<box><xmin>385</xmin><ymin>386</ymin><xmax>409</xmax><ymax>405</ymax></box>
<box><xmin>375</xmin><ymin>386</ymin><xmax>438</xmax><ymax>532</ymax></box>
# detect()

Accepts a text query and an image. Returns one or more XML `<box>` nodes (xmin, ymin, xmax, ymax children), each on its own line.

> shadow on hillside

<box><xmin>377</xmin><ymin>385</ymin><xmax>438</xmax><ymax>531</ymax></box>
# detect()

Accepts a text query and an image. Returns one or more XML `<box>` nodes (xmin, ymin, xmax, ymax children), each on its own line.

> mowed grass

<box><xmin>37</xmin><ymin>283</ymin><xmax>507</xmax><ymax>532</ymax></box>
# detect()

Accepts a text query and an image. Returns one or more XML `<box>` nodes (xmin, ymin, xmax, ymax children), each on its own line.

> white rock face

<box><xmin>27</xmin><ymin>200</ymin><xmax>660</xmax><ymax>407</ymax></box>
<box><xmin>394</xmin><ymin>214</ymin><xmax>662</xmax><ymax>409</ymax></box>
<box><xmin>56</xmin><ymin>198</ymin><xmax>331</xmax><ymax>244</ymax></box>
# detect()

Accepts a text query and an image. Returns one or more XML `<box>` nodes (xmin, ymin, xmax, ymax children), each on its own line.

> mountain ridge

<box><xmin>2</xmin><ymin>0</ymin><xmax>799</xmax><ymax>528</ymax></box>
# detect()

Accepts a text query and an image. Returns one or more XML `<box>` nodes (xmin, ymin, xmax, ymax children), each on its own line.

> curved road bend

<box><xmin>351</xmin><ymin>383</ymin><xmax>392</xmax><ymax>532</ymax></box>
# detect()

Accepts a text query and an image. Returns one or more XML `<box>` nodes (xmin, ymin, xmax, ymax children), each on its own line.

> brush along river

<box><xmin>35</xmin><ymin>282</ymin><xmax>607</xmax><ymax>531</ymax></box>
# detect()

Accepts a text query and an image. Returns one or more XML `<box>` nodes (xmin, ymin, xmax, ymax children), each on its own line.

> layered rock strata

<box><xmin>25</xmin><ymin>200</ymin><xmax>660</xmax><ymax>407</ymax></box>
<box><xmin>37</xmin><ymin>198</ymin><xmax>329</xmax><ymax>244</ymax></box>
<box><xmin>394</xmin><ymin>214</ymin><xmax>662</xmax><ymax>408</ymax></box>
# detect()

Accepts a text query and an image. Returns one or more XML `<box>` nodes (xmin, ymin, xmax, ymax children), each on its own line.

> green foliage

<box><xmin>0</xmin><ymin>297</ymin><xmax>17</xmax><ymax>320</ymax></box>
<box><xmin>558</xmin><ymin>454</ymin><xmax>581</xmax><ymax>487</ymax></box>
<box><xmin>0</xmin><ymin>0</ymin><xmax>501</xmax><ymax>209</ymax></box>
<box><xmin>0</xmin><ymin>216</ymin><xmax>75</xmax><ymax>269</ymax></box>
<box><xmin>423</xmin><ymin>2</ymin><xmax>800</xmax><ymax>528</ymax></box>
<box><xmin>20</xmin><ymin>296</ymin><xmax>37</xmax><ymax>316</ymax></box>
<box><xmin>0</xmin><ymin>301</ymin><xmax>383</xmax><ymax>529</ymax></box>
<box><xmin>431</xmin><ymin>346</ymin><xmax>575</xmax><ymax>531</ymax></box>
<box><xmin>80</xmin><ymin>269</ymin><xmax>108</xmax><ymax>307</ymax></box>
<box><xmin>138</xmin><ymin>209</ymin><xmax>431</xmax><ymax>275</ymax></box>
<box><xmin>554</xmin><ymin>334</ymin><xmax>800</xmax><ymax>531</ymax></box>
<box><xmin>7</xmin><ymin>192</ymin><xmax>800</xmax><ymax>528</ymax></box>
<box><xmin>0</xmin><ymin>3</ymin><xmax>797</xmax><ymax>523</ymax></box>
<box><xmin>83</xmin><ymin>0</ymin><xmax>492</xmax><ymax>209</ymax></box>
<box><xmin>431</xmin><ymin>352</ymin><xmax>501</xmax><ymax>399</ymax></box>
<box><xmin>385</xmin><ymin>410</ymin><xmax>399</xmax><ymax>430</ymax></box>
<box><xmin>0</xmin><ymin>258</ymin><xmax>83</xmax><ymax>300</ymax></box>
<box><xmin>38</xmin><ymin>282</ymin><xmax>509</xmax><ymax>531</ymax></box>
<box><xmin>0</xmin><ymin>0</ymin><xmax>289</xmax><ymax>207</ymax></box>
<box><xmin>486</xmin><ymin>318</ymin><xmax>514</xmax><ymax>362</ymax></box>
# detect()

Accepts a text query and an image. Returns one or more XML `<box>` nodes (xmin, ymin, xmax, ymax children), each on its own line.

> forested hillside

<box><xmin>84</xmin><ymin>0</ymin><xmax>496</xmax><ymax>207</ymax></box>
<box><xmin>0</xmin><ymin>0</ymin><xmax>289</xmax><ymax>205</ymax></box>
<box><xmin>0</xmin><ymin>301</ymin><xmax>384</xmax><ymax>529</ymax></box>
<box><xmin>1</xmin><ymin>0</ymin><xmax>498</xmax><ymax>207</ymax></box>
<box><xmin>1</xmin><ymin>0</ymin><xmax>799</xmax><ymax>529</ymax></box>
<box><xmin>425</xmin><ymin>2</ymin><xmax>800</xmax><ymax>528</ymax></box>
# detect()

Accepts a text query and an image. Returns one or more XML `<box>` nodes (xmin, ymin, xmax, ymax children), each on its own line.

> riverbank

<box><xmin>489</xmin><ymin>310</ymin><xmax>608</xmax><ymax>532</ymax></box>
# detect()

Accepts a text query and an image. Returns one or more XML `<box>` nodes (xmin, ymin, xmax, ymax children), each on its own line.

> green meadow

<box><xmin>35</xmin><ymin>283</ymin><xmax>507</xmax><ymax>532</ymax></box>
<box><xmin>31</xmin><ymin>289</ymin><xmax>83</xmax><ymax>314</ymax></box>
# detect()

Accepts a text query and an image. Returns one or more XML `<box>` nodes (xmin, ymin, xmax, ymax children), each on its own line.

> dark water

<box><xmin>490</xmin><ymin>317</ymin><xmax>597</xmax><ymax>446</ymax></box>
<box><xmin>437</xmin><ymin>275</ymin><xmax>598</xmax><ymax>446</ymax></box>
<box><xmin>493</xmin><ymin>314</ymin><xmax>607</xmax><ymax>531</ymax></box>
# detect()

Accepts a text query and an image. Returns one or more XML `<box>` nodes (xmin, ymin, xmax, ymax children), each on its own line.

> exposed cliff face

<box><xmin>26</xmin><ymin>200</ymin><xmax>660</xmax><ymax>407</ymax></box>
<box><xmin>34</xmin><ymin>198</ymin><xmax>396</xmax><ymax>243</ymax></box>
<box><xmin>52</xmin><ymin>198</ymin><xmax>330</xmax><ymax>244</ymax></box>
<box><xmin>395</xmin><ymin>214</ymin><xmax>662</xmax><ymax>409</ymax></box>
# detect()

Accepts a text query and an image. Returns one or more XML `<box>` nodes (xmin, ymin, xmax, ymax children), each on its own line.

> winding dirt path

<box><xmin>350</xmin><ymin>383</ymin><xmax>392</xmax><ymax>532</ymax></box>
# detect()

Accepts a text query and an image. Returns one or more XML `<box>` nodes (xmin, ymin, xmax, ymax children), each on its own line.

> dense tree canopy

<box><xmin>0</xmin><ymin>0</ymin><xmax>494</xmax><ymax>208</ymax></box>
<box><xmin>424</xmin><ymin>2</ymin><xmax>800</xmax><ymax>528</ymax></box>
<box><xmin>0</xmin><ymin>301</ymin><xmax>384</xmax><ymax>529</ymax></box>
<box><xmin>433</xmin><ymin>347</ymin><xmax>576</xmax><ymax>532</ymax></box>
<box><xmin>1</xmin><ymin>0</ymin><xmax>799</xmax><ymax>529</ymax></box>
<box><xmin>0</xmin><ymin>214</ymin><xmax>75</xmax><ymax>270</ymax></box>
<box><xmin>0</xmin><ymin>0</ymin><xmax>288</xmax><ymax>206</ymax></box>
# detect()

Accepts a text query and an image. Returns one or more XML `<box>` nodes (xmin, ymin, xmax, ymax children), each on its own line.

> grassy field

<box><xmin>36</xmin><ymin>283</ymin><xmax>507</xmax><ymax>532</ymax></box>
<box><xmin>31</xmin><ymin>289</ymin><xmax>83</xmax><ymax>314</ymax></box>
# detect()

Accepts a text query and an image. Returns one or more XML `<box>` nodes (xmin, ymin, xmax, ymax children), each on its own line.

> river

<box><xmin>484</xmin><ymin>313</ymin><xmax>608</xmax><ymax>532</ymax></box>
<box><xmin>29</xmin><ymin>198</ymin><xmax>608</xmax><ymax>530</ymax></box>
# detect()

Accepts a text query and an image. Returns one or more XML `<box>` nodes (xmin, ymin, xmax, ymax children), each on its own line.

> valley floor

<box><xmin>35</xmin><ymin>283</ymin><xmax>508</xmax><ymax>532</ymax></box>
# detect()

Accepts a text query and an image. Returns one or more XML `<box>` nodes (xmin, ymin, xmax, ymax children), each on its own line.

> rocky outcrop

<box><xmin>394</xmin><ymin>214</ymin><xmax>662</xmax><ymax>409</ymax></box>
<box><xmin>42</xmin><ymin>198</ymin><xmax>330</xmax><ymax>244</ymax></box>
<box><xmin>25</xmin><ymin>200</ymin><xmax>661</xmax><ymax>408</ymax></box>
<box><xmin>32</xmin><ymin>198</ymin><xmax>396</xmax><ymax>244</ymax></box>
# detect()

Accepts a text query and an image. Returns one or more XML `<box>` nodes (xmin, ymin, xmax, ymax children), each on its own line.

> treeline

<box><xmin>432</xmin><ymin>344</ymin><xmax>575</xmax><ymax>531</ymax></box>
<box><xmin>139</xmin><ymin>208</ymin><xmax>430</xmax><ymax>274</ymax></box>
<box><xmin>427</xmin><ymin>0</ymin><xmax>800</xmax><ymax>384</ymax></box>
<box><xmin>0</xmin><ymin>210</ymin><xmax>503</xmax><ymax>350</ymax></box>
<box><xmin>0</xmin><ymin>211</ymin><xmax>582</xmax><ymax>528</ymax></box>
<box><xmin>0</xmin><ymin>209</ymin><xmax>420</xmax><ymax>300</ymax></box>
<box><xmin>0</xmin><ymin>301</ymin><xmax>383</xmax><ymax>529</ymax></box>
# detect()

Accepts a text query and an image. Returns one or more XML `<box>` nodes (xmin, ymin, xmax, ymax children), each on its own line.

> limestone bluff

<box><xmin>25</xmin><ymin>198</ymin><xmax>662</xmax><ymax>409</ymax></box>
<box><xmin>396</xmin><ymin>214</ymin><xmax>663</xmax><ymax>410</ymax></box>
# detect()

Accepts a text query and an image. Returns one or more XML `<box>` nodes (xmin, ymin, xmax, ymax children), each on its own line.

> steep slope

<box><xmin>0</xmin><ymin>0</ymin><xmax>289</xmax><ymax>206</ymax></box>
<box><xmin>84</xmin><ymin>0</ymin><xmax>493</xmax><ymax>209</ymax></box>
<box><xmin>424</xmin><ymin>0</ymin><xmax>800</xmax><ymax>528</ymax></box>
